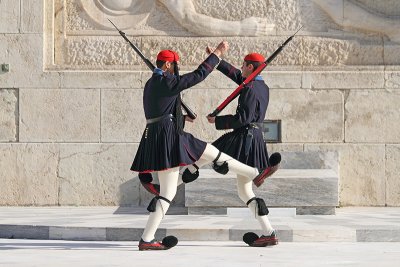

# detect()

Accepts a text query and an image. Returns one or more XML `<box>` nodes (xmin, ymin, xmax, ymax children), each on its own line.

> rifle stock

<box><xmin>108</xmin><ymin>19</ymin><xmax>197</xmax><ymax>119</ymax></box>
<box><xmin>209</xmin><ymin>26</ymin><xmax>303</xmax><ymax>117</ymax></box>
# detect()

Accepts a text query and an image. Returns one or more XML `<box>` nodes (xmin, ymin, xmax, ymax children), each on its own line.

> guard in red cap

<box><xmin>209</xmin><ymin>51</ymin><xmax>280</xmax><ymax>247</ymax></box>
<box><xmin>180</xmin><ymin>50</ymin><xmax>280</xmax><ymax>247</ymax></box>
<box><xmin>131</xmin><ymin>42</ymin><xmax>277</xmax><ymax>251</ymax></box>
<box><xmin>136</xmin><ymin>49</ymin><xmax>280</xmax><ymax>248</ymax></box>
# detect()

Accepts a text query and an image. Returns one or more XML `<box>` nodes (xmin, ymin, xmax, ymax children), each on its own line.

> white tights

<box><xmin>181</xmin><ymin>145</ymin><xmax>274</xmax><ymax>235</ymax></box>
<box><xmin>141</xmin><ymin>144</ymin><xmax>273</xmax><ymax>242</ymax></box>
<box><xmin>141</xmin><ymin>167</ymin><xmax>179</xmax><ymax>242</ymax></box>
<box><xmin>237</xmin><ymin>174</ymin><xmax>274</xmax><ymax>235</ymax></box>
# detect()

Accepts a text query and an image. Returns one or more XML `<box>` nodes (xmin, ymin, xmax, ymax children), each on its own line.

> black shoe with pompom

<box><xmin>138</xmin><ymin>236</ymin><xmax>178</xmax><ymax>251</ymax></box>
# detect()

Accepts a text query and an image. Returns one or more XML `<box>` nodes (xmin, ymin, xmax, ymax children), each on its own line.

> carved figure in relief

<box><xmin>311</xmin><ymin>0</ymin><xmax>400</xmax><ymax>42</ymax></box>
<box><xmin>80</xmin><ymin>0</ymin><xmax>275</xmax><ymax>36</ymax></box>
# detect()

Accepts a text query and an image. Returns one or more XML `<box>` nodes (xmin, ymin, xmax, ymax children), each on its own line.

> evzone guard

<box><xmin>138</xmin><ymin>29</ymin><xmax>303</xmax><ymax>248</ymax></box>
<box><xmin>131</xmin><ymin>42</ymin><xmax>279</xmax><ymax>250</ymax></box>
<box><xmin>139</xmin><ymin>51</ymin><xmax>281</xmax><ymax>248</ymax></box>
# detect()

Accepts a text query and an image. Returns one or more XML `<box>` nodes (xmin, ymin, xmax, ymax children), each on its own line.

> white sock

<box><xmin>141</xmin><ymin>167</ymin><xmax>179</xmax><ymax>242</ymax></box>
<box><xmin>237</xmin><ymin>175</ymin><xmax>274</xmax><ymax>236</ymax></box>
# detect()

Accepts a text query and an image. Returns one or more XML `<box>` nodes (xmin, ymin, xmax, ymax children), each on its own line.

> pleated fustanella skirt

<box><xmin>131</xmin><ymin>117</ymin><xmax>207</xmax><ymax>173</ymax></box>
<box><xmin>212</xmin><ymin>126</ymin><xmax>269</xmax><ymax>169</ymax></box>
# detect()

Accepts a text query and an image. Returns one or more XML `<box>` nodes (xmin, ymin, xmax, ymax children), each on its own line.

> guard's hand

<box><xmin>213</xmin><ymin>41</ymin><xmax>229</xmax><ymax>57</ymax></box>
<box><xmin>206</xmin><ymin>115</ymin><xmax>216</xmax><ymax>124</ymax></box>
<box><xmin>206</xmin><ymin>46</ymin><xmax>214</xmax><ymax>55</ymax></box>
<box><xmin>185</xmin><ymin>115</ymin><xmax>194</xmax><ymax>123</ymax></box>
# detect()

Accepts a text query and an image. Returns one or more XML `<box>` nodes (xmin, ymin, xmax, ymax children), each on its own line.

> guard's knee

<box><xmin>212</xmin><ymin>151</ymin><xmax>229</xmax><ymax>174</ymax></box>
<box><xmin>246</xmin><ymin>197</ymin><xmax>269</xmax><ymax>216</ymax></box>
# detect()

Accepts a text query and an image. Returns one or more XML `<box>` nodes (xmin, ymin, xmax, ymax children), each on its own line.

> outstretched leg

<box><xmin>141</xmin><ymin>144</ymin><xmax>280</xmax><ymax>195</ymax></box>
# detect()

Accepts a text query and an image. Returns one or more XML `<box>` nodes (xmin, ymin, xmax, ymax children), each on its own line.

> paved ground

<box><xmin>1</xmin><ymin>207</ymin><xmax>400</xmax><ymax>242</ymax></box>
<box><xmin>1</xmin><ymin>239</ymin><xmax>400</xmax><ymax>267</ymax></box>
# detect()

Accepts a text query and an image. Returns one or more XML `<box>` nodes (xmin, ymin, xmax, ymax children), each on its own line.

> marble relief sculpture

<box><xmin>80</xmin><ymin>0</ymin><xmax>275</xmax><ymax>36</ymax></box>
<box><xmin>311</xmin><ymin>0</ymin><xmax>400</xmax><ymax>42</ymax></box>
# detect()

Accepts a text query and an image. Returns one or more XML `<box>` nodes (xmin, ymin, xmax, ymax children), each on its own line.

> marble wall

<box><xmin>0</xmin><ymin>0</ymin><xmax>399</xmax><ymax>206</ymax></box>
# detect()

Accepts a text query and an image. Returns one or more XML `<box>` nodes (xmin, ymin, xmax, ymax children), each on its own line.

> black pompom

<box><xmin>138</xmin><ymin>173</ymin><xmax>153</xmax><ymax>183</ymax></box>
<box><xmin>269</xmin><ymin>152</ymin><xmax>281</xmax><ymax>167</ymax></box>
<box><xmin>213</xmin><ymin>161</ymin><xmax>229</xmax><ymax>175</ymax></box>
<box><xmin>182</xmin><ymin>168</ymin><xmax>199</xmax><ymax>183</ymax></box>
<box><xmin>243</xmin><ymin>232</ymin><xmax>259</xmax><ymax>245</ymax></box>
<box><xmin>162</xmin><ymin>236</ymin><xmax>178</xmax><ymax>248</ymax></box>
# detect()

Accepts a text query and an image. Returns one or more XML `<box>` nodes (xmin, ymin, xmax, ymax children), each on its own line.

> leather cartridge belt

<box><xmin>146</xmin><ymin>114</ymin><xmax>174</xmax><ymax>124</ymax></box>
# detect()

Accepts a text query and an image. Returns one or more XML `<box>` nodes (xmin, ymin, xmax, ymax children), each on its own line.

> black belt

<box><xmin>146</xmin><ymin>114</ymin><xmax>174</xmax><ymax>124</ymax></box>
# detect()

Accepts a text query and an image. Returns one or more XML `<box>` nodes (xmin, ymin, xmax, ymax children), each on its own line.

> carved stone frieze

<box><xmin>45</xmin><ymin>0</ymin><xmax>400</xmax><ymax>70</ymax></box>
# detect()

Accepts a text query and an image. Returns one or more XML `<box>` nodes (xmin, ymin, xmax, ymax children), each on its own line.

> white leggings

<box><xmin>141</xmin><ymin>144</ymin><xmax>272</xmax><ymax>242</ymax></box>
<box><xmin>184</xmin><ymin>145</ymin><xmax>274</xmax><ymax>235</ymax></box>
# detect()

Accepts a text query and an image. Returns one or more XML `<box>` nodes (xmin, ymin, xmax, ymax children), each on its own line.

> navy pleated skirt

<box><xmin>131</xmin><ymin>117</ymin><xmax>207</xmax><ymax>173</ymax></box>
<box><xmin>212</xmin><ymin>126</ymin><xmax>269</xmax><ymax>169</ymax></box>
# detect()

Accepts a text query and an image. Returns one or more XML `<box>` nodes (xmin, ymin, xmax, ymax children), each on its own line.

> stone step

<box><xmin>185</xmin><ymin>169</ymin><xmax>339</xmax><ymax>215</ymax></box>
<box><xmin>1</xmin><ymin>207</ymin><xmax>400</xmax><ymax>242</ymax></box>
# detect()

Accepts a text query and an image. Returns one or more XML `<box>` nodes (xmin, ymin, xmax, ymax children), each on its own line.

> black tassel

<box><xmin>255</xmin><ymin>198</ymin><xmax>269</xmax><ymax>216</ymax></box>
<box><xmin>175</xmin><ymin>95</ymin><xmax>184</xmax><ymax>135</ymax></box>
<box><xmin>147</xmin><ymin>198</ymin><xmax>157</xmax><ymax>212</ymax></box>
<box><xmin>174</xmin><ymin>61</ymin><xmax>184</xmax><ymax>135</ymax></box>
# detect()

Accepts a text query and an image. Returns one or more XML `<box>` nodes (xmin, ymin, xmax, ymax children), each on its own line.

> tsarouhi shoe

<box><xmin>138</xmin><ymin>236</ymin><xmax>178</xmax><ymax>251</ymax></box>
<box><xmin>252</xmin><ymin>152</ymin><xmax>281</xmax><ymax>187</ymax></box>
<box><xmin>243</xmin><ymin>231</ymin><xmax>278</xmax><ymax>247</ymax></box>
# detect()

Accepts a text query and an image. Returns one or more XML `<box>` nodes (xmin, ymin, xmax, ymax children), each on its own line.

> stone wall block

<box><xmin>58</xmin><ymin>144</ymin><xmax>140</xmax><ymax>206</ymax></box>
<box><xmin>0</xmin><ymin>0</ymin><xmax>19</xmax><ymax>33</ymax></box>
<box><xmin>21</xmin><ymin>0</ymin><xmax>43</xmax><ymax>33</ymax></box>
<box><xmin>268</xmin><ymin>89</ymin><xmax>343</xmax><ymax>142</ymax></box>
<box><xmin>101</xmin><ymin>89</ymin><xmax>146</xmax><ymax>142</ymax></box>
<box><xmin>0</xmin><ymin>34</ymin><xmax>60</xmax><ymax>88</ymax></box>
<box><xmin>384</xmin><ymin>41</ymin><xmax>400</xmax><ymax>65</ymax></box>
<box><xmin>345</xmin><ymin>90</ymin><xmax>400</xmax><ymax>143</ymax></box>
<box><xmin>0</xmin><ymin>89</ymin><xmax>18</xmax><ymax>141</ymax></box>
<box><xmin>19</xmin><ymin>89</ymin><xmax>100</xmax><ymax>142</ymax></box>
<box><xmin>0</xmin><ymin>144</ymin><xmax>59</xmax><ymax>205</ymax></box>
<box><xmin>302</xmin><ymin>67</ymin><xmax>385</xmax><ymax>89</ymax></box>
<box><xmin>386</xmin><ymin>145</ymin><xmax>400</xmax><ymax>206</ymax></box>
<box><xmin>305</xmin><ymin>144</ymin><xmax>386</xmax><ymax>206</ymax></box>
<box><xmin>61</xmin><ymin>72</ymin><xmax>143</xmax><ymax>89</ymax></box>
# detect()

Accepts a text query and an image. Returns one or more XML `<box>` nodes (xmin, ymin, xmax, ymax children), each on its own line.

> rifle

<box><xmin>108</xmin><ymin>19</ymin><xmax>197</xmax><ymax>120</ymax></box>
<box><xmin>209</xmin><ymin>26</ymin><xmax>303</xmax><ymax>117</ymax></box>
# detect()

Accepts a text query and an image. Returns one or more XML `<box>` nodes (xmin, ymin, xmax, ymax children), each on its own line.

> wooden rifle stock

<box><xmin>209</xmin><ymin>26</ymin><xmax>303</xmax><ymax>117</ymax></box>
<box><xmin>108</xmin><ymin>19</ymin><xmax>197</xmax><ymax>119</ymax></box>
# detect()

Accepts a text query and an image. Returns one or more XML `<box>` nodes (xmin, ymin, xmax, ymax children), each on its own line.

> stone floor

<box><xmin>0</xmin><ymin>207</ymin><xmax>400</xmax><ymax>242</ymax></box>
<box><xmin>1</xmin><ymin>240</ymin><xmax>400</xmax><ymax>267</ymax></box>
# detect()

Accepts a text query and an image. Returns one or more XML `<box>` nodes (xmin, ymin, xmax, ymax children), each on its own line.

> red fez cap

<box><xmin>244</xmin><ymin>53</ymin><xmax>265</xmax><ymax>62</ymax></box>
<box><xmin>157</xmin><ymin>50</ymin><xmax>180</xmax><ymax>62</ymax></box>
